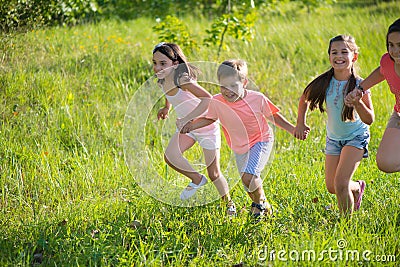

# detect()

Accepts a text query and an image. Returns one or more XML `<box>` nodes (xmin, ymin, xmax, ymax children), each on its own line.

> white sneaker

<box><xmin>180</xmin><ymin>175</ymin><xmax>207</xmax><ymax>200</ymax></box>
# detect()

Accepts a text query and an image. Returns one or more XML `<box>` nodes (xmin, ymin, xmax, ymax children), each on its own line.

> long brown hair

<box><xmin>152</xmin><ymin>42</ymin><xmax>199</xmax><ymax>86</ymax></box>
<box><xmin>303</xmin><ymin>35</ymin><xmax>359</xmax><ymax>121</ymax></box>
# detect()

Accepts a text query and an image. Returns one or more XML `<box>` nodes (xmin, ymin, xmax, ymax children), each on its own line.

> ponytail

<box><xmin>341</xmin><ymin>68</ymin><xmax>357</xmax><ymax>121</ymax></box>
<box><xmin>304</xmin><ymin>68</ymin><xmax>334</xmax><ymax>113</ymax></box>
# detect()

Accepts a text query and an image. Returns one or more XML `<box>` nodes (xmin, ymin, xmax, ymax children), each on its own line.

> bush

<box><xmin>0</xmin><ymin>0</ymin><xmax>336</xmax><ymax>33</ymax></box>
<box><xmin>0</xmin><ymin>0</ymin><xmax>99</xmax><ymax>32</ymax></box>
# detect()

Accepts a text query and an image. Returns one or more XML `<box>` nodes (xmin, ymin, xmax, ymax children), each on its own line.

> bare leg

<box><xmin>325</xmin><ymin>155</ymin><xmax>339</xmax><ymax>195</ymax></box>
<box><xmin>326</xmin><ymin>154</ymin><xmax>361</xmax><ymax>199</ymax></box>
<box><xmin>241</xmin><ymin>172</ymin><xmax>271</xmax><ymax>214</ymax></box>
<box><xmin>376</xmin><ymin>128</ymin><xmax>400</xmax><ymax>173</ymax></box>
<box><xmin>203</xmin><ymin>148</ymin><xmax>231</xmax><ymax>201</ymax></box>
<box><xmin>164</xmin><ymin>133</ymin><xmax>202</xmax><ymax>184</ymax></box>
<box><xmin>326</xmin><ymin>146</ymin><xmax>363</xmax><ymax>214</ymax></box>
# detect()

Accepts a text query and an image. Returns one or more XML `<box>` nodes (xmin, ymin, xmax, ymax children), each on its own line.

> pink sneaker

<box><xmin>354</xmin><ymin>180</ymin><xmax>366</xmax><ymax>211</ymax></box>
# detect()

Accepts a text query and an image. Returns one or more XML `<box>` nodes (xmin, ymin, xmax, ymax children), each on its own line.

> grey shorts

<box><xmin>234</xmin><ymin>141</ymin><xmax>273</xmax><ymax>177</ymax></box>
<box><xmin>386</xmin><ymin>111</ymin><xmax>400</xmax><ymax>129</ymax></box>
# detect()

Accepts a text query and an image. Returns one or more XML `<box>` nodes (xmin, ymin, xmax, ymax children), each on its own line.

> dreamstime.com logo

<box><xmin>257</xmin><ymin>239</ymin><xmax>396</xmax><ymax>264</ymax></box>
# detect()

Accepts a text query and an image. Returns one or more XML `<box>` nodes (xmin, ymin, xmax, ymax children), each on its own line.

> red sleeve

<box><xmin>262</xmin><ymin>96</ymin><xmax>280</xmax><ymax>117</ymax></box>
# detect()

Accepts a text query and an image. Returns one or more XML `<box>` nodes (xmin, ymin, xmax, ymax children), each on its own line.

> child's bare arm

<box><xmin>179</xmin><ymin>78</ymin><xmax>212</xmax><ymax>125</ymax></box>
<box><xmin>352</xmin><ymin>92</ymin><xmax>375</xmax><ymax>125</ymax></box>
<box><xmin>157</xmin><ymin>98</ymin><xmax>171</xmax><ymax>120</ymax></box>
<box><xmin>359</xmin><ymin>67</ymin><xmax>385</xmax><ymax>90</ymax></box>
<box><xmin>345</xmin><ymin>67</ymin><xmax>384</xmax><ymax>107</ymax></box>
<box><xmin>180</xmin><ymin>117</ymin><xmax>216</xmax><ymax>134</ymax></box>
<box><xmin>267</xmin><ymin>113</ymin><xmax>295</xmax><ymax>136</ymax></box>
<box><xmin>294</xmin><ymin>94</ymin><xmax>311</xmax><ymax>140</ymax></box>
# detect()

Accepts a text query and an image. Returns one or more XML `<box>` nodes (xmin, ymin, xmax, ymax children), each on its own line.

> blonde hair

<box><xmin>217</xmin><ymin>59</ymin><xmax>248</xmax><ymax>82</ymax></box>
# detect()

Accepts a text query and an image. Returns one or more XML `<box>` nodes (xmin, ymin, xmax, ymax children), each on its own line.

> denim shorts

<box><xmin>325</xmin><ymin>132</ymin><xmax>370</xmax><ymax>158</ymax></box>
<box><xmin>235</xmin><ymin>141</ymin><xmax>274</xmax><ymax>177</ymax></box>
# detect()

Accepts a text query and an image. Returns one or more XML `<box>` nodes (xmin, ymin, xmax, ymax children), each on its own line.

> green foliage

<box><xmin>0</xmin><ymin>0</ymin><xmax>337</xmax><ymax>33</ymax></box>
<box><xmin>1</xmin><ymin>1</ymin><xmax>400</xmax><ymax>266</ymax></box>
<box><xmin>0</xmin><ymin>0</ymin><xmax>99</xmax><ymax>32</ymax></box>
<box><xmin>152</xmin><ymin>15</ymin><xmax>199</xmax><ymax>51</ymax></box>
<box><xmin>98</xmin><ymin>0</ymin><xmax>214</xmax><ymax>20</ymax></box>
<box><xmin>298</xmin><ymin>0</ymin><xmax>336</xmax><ymax>13</ymax></box>
<box><xmin>204</xmin><ymin>9</ymin><xmax>258</xmax><ymax>55</ymax></box>
<box><xmin>152</xmin><ymin>1</ymin><xmax>259</xmax><ymax>57</ymax></box>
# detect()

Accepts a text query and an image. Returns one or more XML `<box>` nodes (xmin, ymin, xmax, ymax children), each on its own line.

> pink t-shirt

<box><xmin>380</xmin><ymin>53</ymin><xmax>400</xmax><ymax>112</ymax></box>
<box><xmin>206</xmin><ymin>90</ymin><xmax>280</xmax><ymax>154</ymax></box>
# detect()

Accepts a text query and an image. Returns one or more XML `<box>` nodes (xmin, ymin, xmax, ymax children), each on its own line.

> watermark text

<box><xmin>258</xmin><ymin>239</ymin><xmax>396</xmax><ymax>263</ymax></box>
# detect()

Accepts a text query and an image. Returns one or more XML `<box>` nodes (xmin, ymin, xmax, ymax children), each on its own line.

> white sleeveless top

<box><xmin>165</xmin><ymin>88</ymin><xmax>204</xmax><ymax>119</ymax></box>
<box><xmin>165</xmin><ymin>87</ymin><xmax>219</xmax><ymax>135</ymax></box>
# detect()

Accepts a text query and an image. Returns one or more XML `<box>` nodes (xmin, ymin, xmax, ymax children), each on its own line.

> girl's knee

<box><xmin>206</xmin><ymin>168</ymin><xmax>221</xmax><ymax>181</ymax></box>
<box><xmin>325</xmin><ymin>180</ymin><xmax>335</xmax><ymax>194</ymax></box>
<box><xmin>376</xmin><ymin>158</ymin><xmax>399</xmax><ymax>173</ymax></box>
<box><xmin>376</xmin><ymin>158</ymin><xmax>389</xmax><ymax>173</ymax></box>
<box><xmin>326</xmin><ymin>185</ymin><xmax>335</xmax><ymax>194</ymax></box>
<box><xmin>376</xmin><ymin>148</ymin><xmax>400</xmax><ymax>173</ymax></box>
<box><xmin>164</xmin><ymin>153</ymin><xmax>176</xmax><ymax>167</ymax></box>
<box><xmin>333</xmin><ymin>180</ymin><xmax>348</xmax><ymax>195</ymax></box>
<box><xmin>242</xmin><ymin>175</ymin><xmax>262</xmax><ymax>193</ymax></box>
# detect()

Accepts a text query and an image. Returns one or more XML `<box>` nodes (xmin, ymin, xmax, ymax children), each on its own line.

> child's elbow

<box><xmin>364</xmin><ymin>114</ymin><xmax>374</xmax><ymax>125</ymax></box>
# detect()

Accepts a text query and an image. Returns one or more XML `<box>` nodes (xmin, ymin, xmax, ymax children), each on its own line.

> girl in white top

<box><xmin>152</xmin><ymin>42</ymin><xmax>234</xmax><ymax>213</ymax></box>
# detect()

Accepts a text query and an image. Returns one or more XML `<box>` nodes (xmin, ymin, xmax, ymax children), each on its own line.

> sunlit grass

<box><xmin>1</xmin><ymin>2</ymin><xmax>399</xmax><ymax>266</ymax></box>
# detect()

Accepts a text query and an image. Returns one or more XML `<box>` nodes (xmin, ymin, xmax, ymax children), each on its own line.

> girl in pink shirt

<box><xmin>346</xmin><ymin>18</ymin><xmax>400</xmax><ymax>173</ymax></box>
<box><xmin>181</xmin><ymin>59</ymin><xmax>296</xmax><ymax>220</ymax></box>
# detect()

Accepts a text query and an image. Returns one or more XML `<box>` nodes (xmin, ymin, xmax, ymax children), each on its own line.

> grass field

<box><xmin>1</xmin><ymin>1</ymin><xmax>399</xmax><ymax>266</ymax></box>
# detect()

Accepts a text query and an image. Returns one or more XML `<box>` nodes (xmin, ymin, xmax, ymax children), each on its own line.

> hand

<box><xmin>157</xmin><ymin>107</ymin><xmax>169</xmax><ymax>120</ymax></box>
<box><xmin>180</xmin><ymin>121</ymin><xmax>193</xmax><ymax>134</ymax></box>
<box><xmin>176</xmin><ymin>118</ymin><xmax>191</xmax><ymax>131</ymax></box>
<box><xmin>344</xmin><ymin>89</ymin><xmax>363</xmax><ymax>107</ymax></box>
<box><xmin>294</xmin><ymin>124</ymin><xmax>310</xmax><ymax>140</ymax></box>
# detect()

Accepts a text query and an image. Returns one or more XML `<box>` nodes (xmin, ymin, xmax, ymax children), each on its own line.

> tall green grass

<box><xmin>1</xmin><ymin>2</ymin><xmax>399</xmax><ymax>266</ymax></box>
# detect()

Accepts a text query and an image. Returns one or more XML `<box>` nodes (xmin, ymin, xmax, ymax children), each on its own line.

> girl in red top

<box><xmin>346</xmin><ymin>18</ymin><xmax>400</xmax><ymax>173</ymax></box>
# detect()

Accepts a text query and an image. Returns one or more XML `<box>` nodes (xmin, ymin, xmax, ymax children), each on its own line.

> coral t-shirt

<box><xmin>380</xmin><ymin>53</ymin><xmax>400</xmax><ymax>112</ymax></box>
<box><xmin>206</xmin><ymin>90</ymin><xmax>280</xmax><ymax>154</ymax></box>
